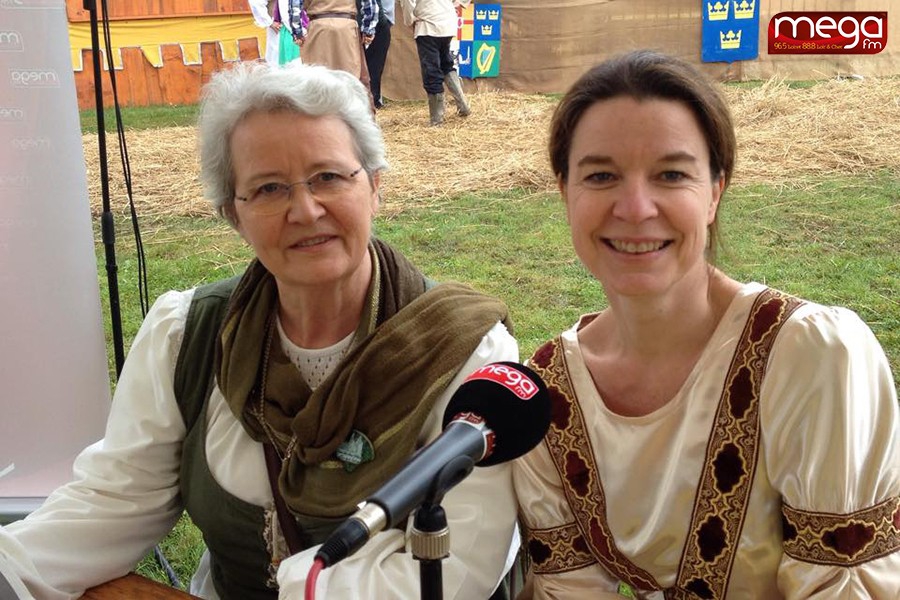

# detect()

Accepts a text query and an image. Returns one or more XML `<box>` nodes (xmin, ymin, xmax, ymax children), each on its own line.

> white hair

<box><xmin>198</xmin><ymin>61</ymin><xmax>388</xmax><ymax>226</ymax></box>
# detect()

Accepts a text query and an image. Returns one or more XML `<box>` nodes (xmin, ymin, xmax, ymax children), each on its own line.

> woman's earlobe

<box><xmin>558</xmin><ymin>175</ymin><xmax>572</xmax><ymax>224</ymax></box>
<box><xmin>225</xmin><ymin>205</ymin><xmax>242</xmax><ymax>232</ymax></box>
<box><xmin>371</xmin><ymin>172</ymin><xmax>381</xmax><ymax>215</ymax></box>
<box><xmin>708</xmin><ymin>173</ymin><xmax>725</xmax><ymax>223</ymax></box>
<box><xmin>557</xmin><ymin>174</ymin><xmax>568</xmax><ymax>201</ymax></box>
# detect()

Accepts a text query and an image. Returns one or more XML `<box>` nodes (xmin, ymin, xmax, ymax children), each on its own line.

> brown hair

<box><xmin>548</xmin><ymin>50</ymin><xmax>736</xmax><ymax>258</ymax></box>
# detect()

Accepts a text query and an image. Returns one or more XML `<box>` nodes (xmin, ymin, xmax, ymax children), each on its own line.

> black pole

<box><xmin>85</xmin><ymin>0</ymin><xmax>125</xmax><ymax>376</ymax></box>
<box><xmin>413</xmin><ymin>504</ymin><xmax>448</xmax><ymax>600</ymax></box>
<box><xmin>419</xmin><ymin>559</ymin><xmax>444</xmax><ymax>600</ymax></box>
<box><xmin>83</xmin><ymin>0</ymin><xmax>179</xmax><ymax>589</ymax></box>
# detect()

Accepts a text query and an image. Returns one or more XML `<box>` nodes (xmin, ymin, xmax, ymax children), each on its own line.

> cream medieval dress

<box><xmin>513</xmin><ymin>282</ymin><xmax>900</xmax><ymax>599</ymax></box>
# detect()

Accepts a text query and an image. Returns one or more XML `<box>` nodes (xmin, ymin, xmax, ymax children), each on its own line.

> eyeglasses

<box><xmin>235</xmin><ymin>166</ymin><xmax>365</xmax><ymax>216</ymax></box>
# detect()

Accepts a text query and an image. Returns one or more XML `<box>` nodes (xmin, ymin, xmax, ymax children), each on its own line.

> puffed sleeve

<box><xmin>760</xmin><ymin>305</ymin><xmax>900</xmax><ymax>598</ymax></box>
<box><xmin>277</xmin><ymin>321</ymin><xmax>520</xmax><ymax>599</ymax></box>
<box><xmin>2</xmin><ymin>290</ymin><xmax>193</xmax><ymax>599</ymax></box>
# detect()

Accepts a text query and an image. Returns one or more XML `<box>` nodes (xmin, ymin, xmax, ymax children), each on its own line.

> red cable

<box><xmin>305</xmin><ymin>557</ymin><xmax>325</xmax><ymax>600</ymax></box>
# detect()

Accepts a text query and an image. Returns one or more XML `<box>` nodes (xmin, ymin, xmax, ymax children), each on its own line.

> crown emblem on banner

<box><xmin>733</xmin><ymin>0</ymin><xmax>754</xmax><ymax>19</ymax></box>
<box><xmin>707</xmin><ymin>1</ymin><xmax>729</xmax><ymax>21</ymax></box>
<box><xmin>480</xmin><ymin>24</ymin><xmax>493</xmax><ymax>36</ymax></box>
<box><xmin>720</xmin><ymin>29</ymin><xmax>742</xmax><ymax>49</ymax></box>
<box><xmin>488</xmin><ymin>9</ymin><xmax>499</xmax><ymax>20</ymax></box>
<box><xmin>476</xmin><ymin>9</ymin><xmax>487</xmax><ymax>19</ymax></box>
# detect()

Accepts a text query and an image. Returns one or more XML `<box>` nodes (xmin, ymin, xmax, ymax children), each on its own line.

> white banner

<box><xmin>0</xmin><ymin>0</ymin><xmax>111</xmax><ymax>519</ymax></box>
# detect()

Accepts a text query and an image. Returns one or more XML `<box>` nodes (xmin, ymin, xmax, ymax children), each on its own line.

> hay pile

<box><xmin>83</xmin><ymin>76</ymin><xmax>900</xmax><ymax>218</ymax></box>
<box><xmin>724</xmin><ymin>77</ymin><xmax>900</xmax><ymax>182</ymax></box>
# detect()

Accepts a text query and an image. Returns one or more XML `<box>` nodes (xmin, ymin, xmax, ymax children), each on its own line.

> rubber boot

<box><xmin>444</xmin><ymin>70</ymin><xmax>471</xmax><ymax>117</ymax></box>
<box><xmin>427</xmin><ymin>93</ymin><xmax>445</xmax><ymax>126</ymax></box>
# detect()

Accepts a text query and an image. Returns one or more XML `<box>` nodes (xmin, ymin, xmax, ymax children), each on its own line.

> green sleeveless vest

<box><xmin>173</xmin><ymin>277</ymin><xmax>338</xmax><ymax>600</ymax></box>
<box><xmin>175</xmin><ymin>276</ymin><xmax>273</xmax><ymax>599</ymax></box>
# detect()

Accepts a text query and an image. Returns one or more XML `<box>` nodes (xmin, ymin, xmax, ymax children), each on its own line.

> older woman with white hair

<box><xmin>1</xmin><ymin>61</ymin><xmax>519</xmax><ymax>599</ymax></box>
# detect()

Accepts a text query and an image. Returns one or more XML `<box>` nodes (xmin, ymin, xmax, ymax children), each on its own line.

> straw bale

<box><xmin>84</xmin><ymin>76</ymin><xmax>900</xmax><ymax>219</ymax></box>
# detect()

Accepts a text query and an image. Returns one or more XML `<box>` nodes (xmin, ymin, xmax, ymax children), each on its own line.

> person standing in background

<box><xmin>359</xmin><ymin>0</ymin><xmax>394</xmax><ymax>109</ymax></box>
<box><xmin>249</xmin><ymin>0</ymin><xmax>281</xmax><ymax>66</ymax></box>
<box><xmin>290</xmin><ymin>0</ymin><xmax>378</xmax><ymax>94</ymax></box>
<box><xmin>399</xmin><ymin>0</ymin><xmax>470</xmax><ymax>126</ymax></box>
<box><xmin>250</xmin><ymin>0</ymin><xmax>304</xmax><ymax>66</ymax></box>
<box><xmin>277</xmin><ymin>0</ymin><xmax>306</xmax><ymax>65</ymax></box>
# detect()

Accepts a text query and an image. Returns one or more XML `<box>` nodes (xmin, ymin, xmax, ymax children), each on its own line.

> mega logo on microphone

<box><xmin>464</xmin><ymin>363</ymin><xmax>540</xmax><ymax>400</ymax></box>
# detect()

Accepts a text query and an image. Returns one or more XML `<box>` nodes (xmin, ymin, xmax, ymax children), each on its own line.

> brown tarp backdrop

<box><xmin>384</xmin><ymin>0</ymin><xmax>899</xmax><ymax>101</ymax></box>
<box><xmin>69</xmin><ymin>0</ymin><xmax>899</xmax><ymax>109</ymax></box>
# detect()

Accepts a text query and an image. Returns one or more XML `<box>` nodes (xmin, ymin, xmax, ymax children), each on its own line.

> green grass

<box><xmin>80</xmin><ymin>104</ymin><xmax>201</xmax><ymax>134</ymax></box>
<box><xmin>136</xmin><ymin>514</ymin><xmax>206</xmax><ymax>586</ymax></box>
<box><xmin>83</xmin><ymin>104</ymin><xmax>899</xmax><ymax>588</ymax></box>
<box><xmin>375</xmin><ymin>192</ymin><xmax>607</xmax><ymax>356</ymax></box>
<box><xmin>718</xmin><ymin>174</ymin><xmax>899</xmax><ymax>359</ymax></box>
<box><xmin>104</xmin><ymin>178</ymin><xmax>898</xmax><ymax>378</ymax></box>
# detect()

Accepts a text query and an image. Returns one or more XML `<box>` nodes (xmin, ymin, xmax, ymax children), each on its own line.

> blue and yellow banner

<box><xmin>456</xmin><ymin>3</ymin><xmax>500</xmax><ymax>79</ymax></box>
<box><xmin>701</xmin><ymin>0</ymin><xmax>760</xmax><ymax>63</ymax></box>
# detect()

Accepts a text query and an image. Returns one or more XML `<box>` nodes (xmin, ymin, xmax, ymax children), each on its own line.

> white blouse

<box><xmin>1</xmin><ymin>286</ymin><xmax>520</xmax><ymax>600</ymax></box>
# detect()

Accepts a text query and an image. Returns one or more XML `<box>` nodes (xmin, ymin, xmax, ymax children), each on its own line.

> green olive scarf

<box><xmin>216</xmin><ymin>239</ymin><xmax>511</xmax><ymax>518</ymax></box>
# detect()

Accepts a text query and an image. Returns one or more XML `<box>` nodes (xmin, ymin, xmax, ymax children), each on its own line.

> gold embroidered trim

<box><xmin>529</xmin><ymin>337</ymin><xmax>661</xmax><ymax>590</ymax></box>
<box><xmin>676</xmin><ymin>289</ymin><xmax>802</xmax><ymax>599</ymax></box>
<box><xmin>525</xmin><ymin>288</ymin><xmax>803</xmax><ymax>598</ymax></box>
<box><xmin>782</xmin><ymin>496</ymin><xmax>900</xmax><ymax>567</ymax></box>
<box><xmin>527</xmin><ymin>523</ymin><xmax>596</xmax><ymax>574</ymax></box>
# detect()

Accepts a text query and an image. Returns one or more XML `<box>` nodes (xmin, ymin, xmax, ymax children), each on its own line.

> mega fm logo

<box><xmin>9</xmin><ymin>68</ymin><xmax>59</xmax><ymax>87</ymax></box>
<box><xmin>769</xmin><ymin>12</ymin><xmax>887</xmax><ymax>54</ymax></box>
<box><xmin>11</xmin><ymin>137</ymin><xmax>52</xmax><ymax>151</ymax></box>
<box><xmin>0</xmin><ymin>30</ymin><xmax>24</xmax><ymax>52</ymax></box>
<box><xmin>464</xmin><ymin>363</ymin><xmax>539</xmax><ymax>400</ymax></box>
<box><xmin>0</xmin><ymin>107</ymin><xmax>25</xmax><ymax>121</ymax></box>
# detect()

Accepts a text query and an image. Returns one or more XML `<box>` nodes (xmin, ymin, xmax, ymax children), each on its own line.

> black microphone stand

<box><xmin>84</xmin><ymin>0</ymin><xmax>125</xmax><ymax>374</ymax></box>
<box><xmin>410</xmin><ymin>455</ymin><xmax>474</xmax><ymax>600</ymax></box>
<box><xmin>83</xmin><ymin>0</ymin><xmax>177</xmax><ymax>589</ymax></box>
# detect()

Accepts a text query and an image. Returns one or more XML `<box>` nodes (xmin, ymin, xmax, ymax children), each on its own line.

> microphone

<box><xmin>315</xmin><ymin>361</ymin><xmax>551</xmax><ymax>568</ymax></box>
